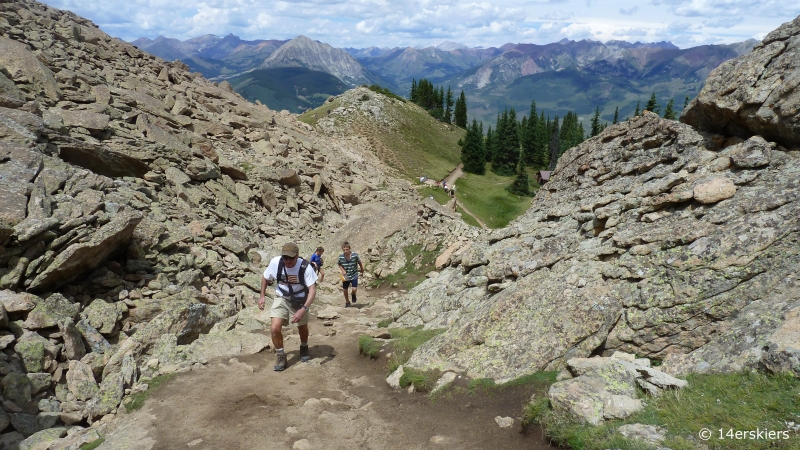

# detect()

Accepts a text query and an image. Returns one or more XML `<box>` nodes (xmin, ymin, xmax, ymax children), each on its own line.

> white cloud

<box><xmin>39</xmin><ymin>0</ymin><xmax>800</xmax><ymax>49</ymax></box>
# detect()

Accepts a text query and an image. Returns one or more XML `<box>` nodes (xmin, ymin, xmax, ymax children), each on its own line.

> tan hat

<box><xmin>281</xmin><ymin>242</ymin><xmax>299</xmax><ymax>257</ymax></box>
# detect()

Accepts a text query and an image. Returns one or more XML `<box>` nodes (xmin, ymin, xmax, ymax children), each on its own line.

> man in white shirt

<box><xmin>259</xmin><ymin>242</ymin><xmax>317</xmax><ymax>371</ymax></box>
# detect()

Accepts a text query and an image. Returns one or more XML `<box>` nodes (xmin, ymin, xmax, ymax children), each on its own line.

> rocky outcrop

<box><xmin>395</xmin><ymin>15</ymin><xmax>800</xmax><ymax>381</ymax></box>
<box><xmin>681</xmin><ymin>16</ymin><xmax>800</xmax><ymax>148</ymax></box>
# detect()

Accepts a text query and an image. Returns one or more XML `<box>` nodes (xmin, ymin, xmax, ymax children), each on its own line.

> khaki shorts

<box><xmin>269</xmin><ymin>296</ymin><xmax>309</xmax><ymax>326</ymax></box>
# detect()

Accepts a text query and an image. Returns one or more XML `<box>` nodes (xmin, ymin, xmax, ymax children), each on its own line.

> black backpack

<box><xmin>276</xmin><ymin>258</ymin><xmax>309</xmax><ymax>309</ymax></box>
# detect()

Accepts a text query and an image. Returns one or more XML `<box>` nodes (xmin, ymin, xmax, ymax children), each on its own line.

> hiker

<box><xmin>450</xmin><ymin>184</ymin><xmax>456</xmax><ymax>197</ymax></box>
<box><xmin>259</xmin><ymin>242</ymin><xmax>318</xmax><ymax>371</ymax></box>
<box><xmin>309</xmin><ymin>246</ymin><xmax>325</xmax><ymax>283</ymax></box>
<box><xmin>338</xmin><ymin>241</ymin><xmax>364</xmax><ymax>308</ymax></box>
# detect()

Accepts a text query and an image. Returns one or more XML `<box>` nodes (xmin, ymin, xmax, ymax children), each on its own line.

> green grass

<box><xmin>387</xmin><ymin>327</ymin><xmax>446</xmax><ymax>375</ymax></box>
<box><xmin>123</xmin><ymin>373</ymin><xmax>176</xmax><ymax>412</ymax></box>
<box><xmin>456</xmin><ymin>204</ymin><xmax>481</xmax><ymax>227</ymax></box>
<box><xmin>420</xmin><ymin>186</ymin><xmax>452</xmax><ymax>205</ymax></box>
<box><xmin>79</xmin><ymin>438</ymin><xmax>105</xmax><ymax>450</ymax></box>
<box><xmin>400</xmin><ymin>367</ymin><xmax>441</xmax><ymax>392</ymax></box>
<box><xmin>531</xmin><ymin>371</ymin><xmax>800</xmax><ymax>450</ymax></box>
<box><xmin>456</xmin><ymin>166</ymin><xmax>535</xmax><ymax>228</ymax></box>
<box><xmin>370</xmin><ymin>243</ymin><xmax>440</xmax><ymax>290</ymax></box>
<box><xmin>358</xmin><ymin>334</ymin><xmax>382</xmax><ymax>358</ymax></box>
<box><xmin>468</xmin><ymin>371</ymin><xmax>559</xmax><ymax>395</ymax></box>
<box><xmin>377</xmin><ymin>317</ymin><xmax>394</xmax><ymax>328</ymax></box>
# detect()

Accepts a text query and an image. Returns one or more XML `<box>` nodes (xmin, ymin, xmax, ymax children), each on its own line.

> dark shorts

<box><xmin>342</xmin><ymin>276</ymin><xmax>358</xmax><ymax>289</ymax></box>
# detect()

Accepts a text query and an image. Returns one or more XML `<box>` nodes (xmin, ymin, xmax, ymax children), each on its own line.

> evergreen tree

<box><xmin>444</xmin><ymin>87</ymin><xmax>453</xmax><ymax>124</ymax></box>
<box><xmin>645</xmin><ymin>92</ymin><xmax>660</xmax><ymax>114</ymax></box>
<box><xmin>547</xmin><ymin>117</ymin><xmax>561</xmax><ymax>171</ymax></box>
<box><xmin>590</xmin><ymin>107</ymin><xmax>602</xmax><ymax>137</ymax></box>
<box><xmin>684</xmin><ymin>96</ymin><xmax>690</xmax><ymax>109</ymax></box>
<box><xmin>663</xmin><ymin>98</ymin><xmax>676</xmax><ymax>120</ymax></box>
<box><xmin>613</xmin><ymin>107</ymin><xmax>619</xmax><ymax>124</ymax></box>
<box><xmin>534</xmin><ymin>112</ymin><xmax>548</xmax><ymax>167</ymax></box>
<box><xmin>461</xmin><ymin>119</ymin><xmax>485</xmax><ymax>174</ymax></box>
<box><xmin>484</xmin><ymin>125</ymin><xmax>496</xmax><ymax>162</ymax></box>
<box><xmin>507</xmin><ymin>162</ymin><xmax>531</xmax><ymax>196</ymax></box>
<box><xmin>410</xmin><ymin>79</ymin><xmax>417</xmax><ymax>102</ymax></box>
<box><xmin>634</xmin><ymin>101</ymin><xmax>641</xmax><ymax>116</ymax></box>
<box><xmin>454</xmin><ymin>91</ymin><xmax>468</xmax><ymax>128</ymax></box>
<box><xmin>492</xmin><ymin>108</ymin><xmax>519</xmax><ymax>176</ymax></box>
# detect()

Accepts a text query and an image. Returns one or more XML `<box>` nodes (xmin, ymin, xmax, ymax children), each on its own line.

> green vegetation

<box><xmin>358</xmin><ymin>334</ymin><xmax>382</xmax><ymax>358</ymax></box>
<box><xmin>530</xmin><ymin>371</ymin><xmax>800</xmax><ymax>450</ymax></box>
<box><xmin>400</xmin><ymin>367</ymin><xmax>440</xmax><ymax>392</ymax></box>
<box><xmin>386</xmin><ymin>327</ymin><xmax>445</xmax><ymax>375</ymax></box>
<box><xmin>410</xmin><ymin>78</ymin><xmax>465</xmax><ymax>126</ymax></box>
<box><xmin>456</xmin><ymin>205</ymin><xmax>481</xmax><ymax>228</ymax></box>
<box><xmin>79</xmin><ymin>438</ymin><xmax>106</xmax><ymax>450</ymax></box>
<box><xmin>123</xmin><ymin>373</ymin><xmax>176</xmax><ymax>412</ymax></box>
<box><xmin>228</xmin><ymin>67</ymin><xmax>346</xmax><ymax>113</ymax></box>
<box><xmin>370</xmin><ymin>243</ymin><xmax>440</xmax><ymax>290</ymax></box>
<box><xmin>456</xmin><ymin>169</ymin><xmax>534</xmax><ymax>228</ymax></box>
<box><xmin>377</xmin><ymin>317</ymin><xmax>394</xmax><ymax>328</ymax></box>
<box><xmin>366</xmin><ymin>84</ymin><xmax>405</xmax><ymax>102</ymax></box>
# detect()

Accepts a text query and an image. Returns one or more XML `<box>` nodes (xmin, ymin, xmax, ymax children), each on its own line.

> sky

<box><xmin>42</xmin><ymin>0</ymin><xmax>800</xmax><ymax>49</ymax></box>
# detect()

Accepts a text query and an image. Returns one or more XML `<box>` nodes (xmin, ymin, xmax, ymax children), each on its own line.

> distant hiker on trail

<box><xmin>450</xmin><ymin>184</ymin><xmax>456</xmax><ymax>197</ymax></box>
<box><xmin>309</xmin><ymin>246</ymin><xmax>325</xmax><ymax>283</ymax></box>
<box><xmin>259</xmin><ymin>242</ymin><xmax>317</xmax><ymax>371</ymax></box>
<box><xmin>338</xmin><ymin>241</ymin><xmax>364</xmax><ymax>308</ymax></box>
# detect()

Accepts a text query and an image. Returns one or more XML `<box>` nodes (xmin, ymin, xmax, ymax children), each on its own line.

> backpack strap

<box><xmin>276</xmin><ymin>258</ymin><xmax>309</xmax><ymax>302</ymax></box>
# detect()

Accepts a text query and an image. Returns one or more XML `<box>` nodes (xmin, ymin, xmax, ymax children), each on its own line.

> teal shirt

<box><xmin>338</xmin><ymin>252</ymin><xmax>360</xmax><ymax>280</ymax></box>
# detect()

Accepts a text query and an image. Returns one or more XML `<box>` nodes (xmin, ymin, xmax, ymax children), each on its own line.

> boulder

<box><xmin>59</xmin><ymin>318</ymin><xmax>87</xmax><ymax>360</ymax></box>
<box><xmin>2</xmin><ymin>372</ymin><xmax>32</xmax><ymax>408</ymax></box>
<box><xmin>23</xmin><ymin>293</ymin><xmax>79</xmax><ymax>329</ymax></box>
<box><xmin>29</xmin><ymin>209</ymin><xmax>143</xmax><ymax>292</ymax></box>
<box><xmin>57</xmin><ymin>142</ymin><xmax>151</xmax><ymax>179</ymax></box>
<box><xmin>681</xmin><ymin>15</ymin><xmax>800</xmax><ymax>147</ymax></box>
<box><xmin>728</xmin><ymin>136</ymin><xmax>772</xmax><ymax>168</ymax></box>
<box><xmin>278</xmin><ymin>169</ymin><xmax>301</xmax><ymax>187</ymax></box>
<box><xmin>0</xmin><ymin>142</ymin><xmax>42</xmax><ymax>226</ymax></box>
<box><xmin>76</xmin><ymin>319</ymin><xmax>111</xmax><ymax>354</ymax></box>
<box><xmin>386</xmin><ymin>365</ymin><xmax>404</xmax><ymax>389</ymax></box>
<box><xmin>0</xmin><ymin>290</ymin><xmax>38</xmax><ymax>313</ymax></box>
<box><xmin>0</xmin><ymin>36</ymin><xmax>61</xmax><ymax>100</ymax></box>
<box><xmin>693</xmin><ymin>177</ymin><xmax>736</xmax><ymax>204</ymax></box>
<box><xmin>82</xmin><ymin>299</ymin><xmax>121</xmax><ymax>335</ymax></box>
<box><xmin>46</xmin><ymin>108</ymin><xmax>109</xmax><ymax>131</ymax></box>
<box><xmin>66</xmin><ymin>360</ymin><xmax>99</xmax><ymax>401</ymax></box>
<box><xmin>18</xmin><ymin>427</ymin><xmax>69</xmax><ymax>450</ymax></box>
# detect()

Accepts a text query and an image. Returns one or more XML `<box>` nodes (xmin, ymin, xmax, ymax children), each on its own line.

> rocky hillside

<box><xmin>0</xmin><ymin>0</ymin><xmax>473</xmax><ymax>443</ymax></box>
<box><xmin>396</xmin><ymin>16</ymin><xmax>800</xmax><ymax>382</ymax></box>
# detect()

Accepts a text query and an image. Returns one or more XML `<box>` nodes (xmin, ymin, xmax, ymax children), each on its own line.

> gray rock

<box><xmin>386</xmin><ymin>365</ymin><xmax>404</xmax><ymax>389</ymax></box>
<box><xmin>26</xmin><ymin>373</ymin><xmax>51</xmax><ymax>396</ymax></box>
<box><xmin>681</xmin><ymin>15</ymin><xmax>800</xmax><ymax>147</ymax></box>
<box><xmin>29</xmin><ymin>209</ymin><xmax>143</xmax><ymax>292</ymax></box>
<box><xmin>2</xmin><ymin>372</ymin><xmax>32</xmax><ymax>408</ymax></box>
<box><xmin>66</xmin><ymin>360</ymin><xmax>99</xmax><ymax>401</ymax></box>
<box><xmin>0</xmin><ymin>290</ymin><xmax>38</xmax><ymax>313</ymax></box>
<box><xmin>23</xmin><ymin>293</ymin><xmax>79</xmax><ymax>330</ymax></box>
<box><xmin>617</xmin><ymin>423</ymin><xmax>666</xmax><ymax>444</ymax></box>
<box><xmin>59</xmin><ymin>318</ymin><xmax>87</xmax><ymax>360</ymax></box>
<box><xmin>0</xmin><ymin>36</ymin><xmax>61</xmax><ymax>100</ymax></box>
<box><xmin>75</xmin><ymin>319</ymin><xmax>111</xmax><ymax>354</ymax></box>
<box><xmin>693</xmin><ymin>177</ymin><xmax>736</xmax><ymax>204</ymax></box>
<box><xmin>0</xmin><ymin>432</ymin><xmax>24</xmax><ymax>450</ymax></box>
<box><xmin>729</xmin><ymin>136</ymin><xmax>772</xmax><ymax>168</ymax></box>
<box><xmin>18</xmin><ymin>426</ymin><xmax>69</xmax><ymax>450</ymax></box>
<box><xmin>82</xmin><ymin>299</ymin><xmax>120</xmax><ymax>335</ymax></box>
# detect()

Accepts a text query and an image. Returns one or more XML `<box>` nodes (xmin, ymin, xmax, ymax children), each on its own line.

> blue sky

<box><xmin>42</xmin><ymin>0</ymin><xmax>800</xmax><ymax>49</ymax></box>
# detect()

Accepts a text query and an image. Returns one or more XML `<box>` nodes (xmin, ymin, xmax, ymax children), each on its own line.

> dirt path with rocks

<box><xmin>97</xmin><ymin>285</ymin><xmax>554</xmax><ymax>450</ymax></box>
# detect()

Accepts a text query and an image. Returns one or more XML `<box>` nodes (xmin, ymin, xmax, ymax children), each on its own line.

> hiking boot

<box><xmin>351</xmin><ymin>293</ymin><xmax>357</xmax><ymax>303</ymax></box>
<box><xmin>345</xmin><ymin>302</ymin><xmax>351</xmax><ymax>308</ymax></box>
<box><xmin>300</xmin><ymin>345</ymin><xmax>310</xmax><ymax>362</ymax></box>
<box><xmin>274</xmin><ymin>352</ymin><xmax>287</xmax><ymax>371</ymax></box>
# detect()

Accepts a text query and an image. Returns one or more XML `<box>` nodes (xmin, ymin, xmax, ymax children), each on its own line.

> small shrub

<box><xmin>377</xmin><ymin>317</ymin><xmax>394</xmax><ymax>328</ymax></box>
<box><xmin>399</xmin><ymin>367</ymin><xmax>440</xmax><ymax>392</ymax></box>
<box><xmin>358</xmin><ymin>334</ymin><xmax>381</xmax><ymax>358</ymax></box>
<box><xmin>360</xmin><ymin>94</ymin><xmax>370</xmax><ymax>101</ymax></box>
<box><xmin>468</xmin><ymin>378</ymin><xmax>497</xmax><ymax>393</ymax></box>
<box><xmin>387</xmin><ymin>327</ymin><xmax>445</xmax><ymax>374</ymax></box>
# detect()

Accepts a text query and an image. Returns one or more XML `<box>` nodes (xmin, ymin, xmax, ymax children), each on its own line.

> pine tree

<box><xmin>684</xmin><ymin>96</ymin><xmax>690</xmax><ymax>109</ymax></box>
<box><xmin>547</xmin><ymin>117</ymin><xmax>560</xmax><ymax>171</ymax></box>
<box><xmin>534</xmin><ymin>112</ymin><xmax>548</xmax><ymax>167</ymax></box>
<box><xmin>461</xmin><ymin>119</ymin><xmax>485</xmax><ymax>174</ymax></box>
<box><xmin>492</xmin><ymin>108</ymin><xmax>519</xmax><ymax>176</ymax></box>
<box><xmin>444</xmin><ymin>87</ymin><xmax>453</xmax><ymax>124</ymax></box>
<box><xmin>507</xmin><ymin>162</ymin><xmax>531</xmax><ymax>196</ymax></box>
<box><xmin>590</xmin><ymin>107</ymin><xmax>602</xmax><ymax>137</ymax></box>
<box><xmin>645</xmin><ymin>92</ymin><xmax>660</xmax><ymax>114</ymax></box>
<box><xmin>454</xmin><ymin>91</ymin><xmax>468</xmax><ymax>128</ymax></box>
<box><xmin>663</xmin><ymin>98</ymin><xmax>676</xmax><ymax>120</ymax></box>
<box><xmin>410</xmin><ymin>79</ymin><xmax>417</xmax><ymax>102</ymax></box>
<box><xmin>634</xmin><ymin>101</ymin><xmax>641</xmax><ymax>116</ymax></box>
<box><xmin>613</xmin><ymin>107</ymin><xmax>619</xmax><ymax>124</ymax></box>
<box><xmin>484</xmin><ymin>125</ymin><xmax>496</xmax><ymax>162</ymax></box>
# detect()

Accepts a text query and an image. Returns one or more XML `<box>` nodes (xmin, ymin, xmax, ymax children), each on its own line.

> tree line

<box><xmin>410</xmin><ymin>78</ymin><xmax>467</xmax><ymax>127</ymax></box>
<box><xmin>460</xmin><ymin>100</ymin><xmax>587</xmax><ymax>195</ymax></box>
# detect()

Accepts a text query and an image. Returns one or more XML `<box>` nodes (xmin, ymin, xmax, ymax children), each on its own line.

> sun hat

<box><xmin>281</xmin><ymin>242</ymin><xmax>299</xmax><ymax>257</ymax></box>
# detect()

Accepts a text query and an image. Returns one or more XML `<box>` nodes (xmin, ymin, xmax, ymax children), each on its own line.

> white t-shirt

<box><xmin>263</xmin><ymin>256</ymin><xmax>318</xmax><ymax>299</ymax></box>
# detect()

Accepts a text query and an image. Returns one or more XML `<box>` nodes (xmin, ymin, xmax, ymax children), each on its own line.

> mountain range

<box><xmin>132</xmin><ymin>34</ymin><xmax>757</xmax><ymax>122</ymax></box>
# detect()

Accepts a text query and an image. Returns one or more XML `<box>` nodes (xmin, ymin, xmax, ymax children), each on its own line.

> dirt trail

<box><xmin>442</xmin><ymin>163</ymin><xmax>488</xmax><ymax>229</ymax></box>
<box><xmin>98</xmin><ymin>286</ymin><xmax>554</xmax><ymax>450</ymax></box>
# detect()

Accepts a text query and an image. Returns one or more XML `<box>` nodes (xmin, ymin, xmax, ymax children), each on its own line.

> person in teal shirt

<box><xmin>337</xmin><ymin>241</ymin><xmax>364</xmax><ymax>307</ymax></box>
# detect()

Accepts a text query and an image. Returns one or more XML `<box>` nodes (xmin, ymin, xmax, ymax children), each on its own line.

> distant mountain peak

<box><xmin>261</xmin><ymin>36</ymin><xmax>372</xmax><ymax>86</ymax></box>
<box><xmin>437</xmin><ymin>41</ymin><xmax>468</xmax><ymax>51</ymax></box>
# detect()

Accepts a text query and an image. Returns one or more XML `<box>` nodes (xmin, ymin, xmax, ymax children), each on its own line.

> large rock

<box><xmin>57</xmin><ymin>142</ymin><xmax>151</xmax><ymax>179</ymax></box>
<box><xmin>0</xmin><ymin>290</ymin><xmax>39</xmax><ymax>313</ymax></box>
<box><xmin>681</xmin><ymin>16</ymin><xmax>800</xmax><ymax>147</ymax></box>
<box><xmin>82</xmin><ymin>299</ymin><xmax>121</xmax><ymax>335</ymax></box>
<box><xmin>0</xmin><ymin>36</ymin><xmax>61</xmax><ymax>100</ymax></box>
<box><xmin>28</xmin><ymin>209</ymin><xmax>143</xmax><ymax>292</ymax></box>
<box><xmin>2</xmin><ymin>372</ymin><xmax>32</xmax><ymax>408</ymax></box>
<box><xmin>0</xmin><ymin>142</ymin><xmax>42</xmax><ymax>226</ymax></box>
<box><xmin>59</xmin><ymin>318</ymin><xmax>87</xmax><ymax>360</ymax></box>
<box><xmin>66</xmin><ymin>360</ymin><xmax>99</xmax><ymax>401</ymax></box>
<box><xmin>23</xmin><ymin>293</ymin><xmax>79</xmax><ymax>329</ymax></box>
